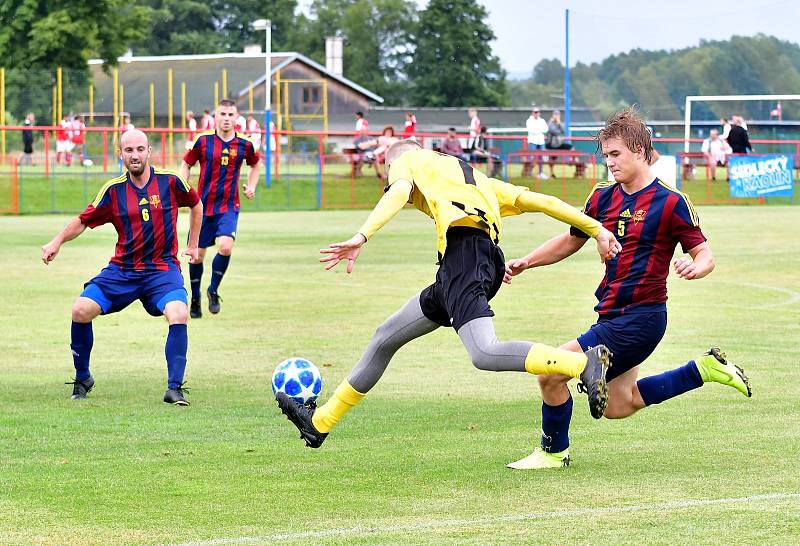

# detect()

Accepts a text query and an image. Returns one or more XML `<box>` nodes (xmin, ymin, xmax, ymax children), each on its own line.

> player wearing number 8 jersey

<box><xmin>180</xmin><ymin>99</ymin><xmax>260</xmax><ymax>318</ymax></box>
<box><xmin>276</xmin><ymin>139</ymin><xmax>624</xmax><ymax>454</ymax></box>
<box><xmin>41</xmin><ymin>129</ymin><xmax>202</xmax><ymax>405</ymax></box>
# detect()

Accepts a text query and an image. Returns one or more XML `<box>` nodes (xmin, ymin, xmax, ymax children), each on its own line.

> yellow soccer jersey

<box><xmin>387</xmin><ymin>148</ymin><xmax>529</xmax><ymax>255</ymax></box>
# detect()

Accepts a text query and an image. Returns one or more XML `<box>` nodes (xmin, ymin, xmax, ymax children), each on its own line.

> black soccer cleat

<box><xmin>190</xmin><ymin>298</ymin><xmax>202</xmax><ymax>319</ymax></box>
<box><xmin>576</xmin><ymin>345</ymin><xmax>612</xmax><ymax>419</ymax></box>
<box><xmin>67</xmin><ymin>376</ymin><xmax>95</xmax><ymax>400</ymax></box>
<box><xmin>276</xmin><ymin>392</ymin><xmax>328</xmax><ymax>448</ymax></box>
<box><xmin>164</xmin><ymin>383</ymin><xmax>190</xmax><ymax>406</ymax></box>
<box><xmin>207</xmin><ymin>290</ymin><xmax>222</xmax><ymax>314</ymax></box>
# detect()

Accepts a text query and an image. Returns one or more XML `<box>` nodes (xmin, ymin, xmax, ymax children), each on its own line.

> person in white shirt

<box><xmin>235</xmin><ymin>114</ymin><xmax>247</xmax><ymax>133</ymax></box>
<box><xmin>185</xmin><ymin>111</ymin><xmax>198</xmax><ymax>151</ymax></box>
<box><xmin>355</xmin><ymin>111</ymin><xmax>369</xmax><ymax>133</ymax></box>
<box><xmin>701</xmin><ymin>129</ymin><xmax>730</xmax><ymax>181</ymax></box>
<box><xmin>467</xmin><ymin>108</ymin><xmax>481</xmax><ymax>149</ymax></box>
<box><xmin>246</xmin><ymin>114</ymin><xmax>262</xmax><ymax>151</ymax></box>
<box><xmin>720</xmin><ymin>118</ymin><xmax>731</xmax><ymax>142</ymax></box>
<box><xmin>525</xmin><ymin>107</ymin><xmax>548</xmax><ymax>178</ymax></box>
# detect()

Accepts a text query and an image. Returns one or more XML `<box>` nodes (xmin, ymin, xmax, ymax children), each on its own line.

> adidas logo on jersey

<box><xmin>139</xmin><ymin>198</ymin><xmax>148</xmax><ymax>205</ymax></box>
<box><xmin>620</xmin><ymin>209</ymin><xmax>632</xmax><ymax>218</ymax></box>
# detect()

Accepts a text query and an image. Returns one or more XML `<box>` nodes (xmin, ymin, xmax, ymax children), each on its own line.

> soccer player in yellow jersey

<box><xmin>276</xmin><ymin>140</ymin><xmax>622</xmax><ymax>450</ymax></box>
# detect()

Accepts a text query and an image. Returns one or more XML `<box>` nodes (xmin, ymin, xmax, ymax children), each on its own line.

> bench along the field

<box><xmin>342</xmin><ymin>146</ymin><xmax>376</xmax><ymax>177</ymax></box>
<box><xmin>516</xmin><ymin>149</ymin><xmax>588</xmax><ymax>177</ymax></box>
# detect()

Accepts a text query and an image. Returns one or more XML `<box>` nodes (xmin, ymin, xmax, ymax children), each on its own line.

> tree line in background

<box><xmin>511</xmin><ymin>34</ymin><xmax>800</xmax><ymax>121</ymax></box>
<box><xmin>0</xmin><ymin>1</ymin><xmax>798</xmax><ymax>121</ymax></box>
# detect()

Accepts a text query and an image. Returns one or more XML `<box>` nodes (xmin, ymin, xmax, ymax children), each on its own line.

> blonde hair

<box><xmin>385</xmin><ymin>139</ymin><xmax>421</xmax><ymax>165</ymax></box>
<box><xmin>596</xmin><ymin>106</ymin><xmax>653</xmax><ymax>163</ymax></box>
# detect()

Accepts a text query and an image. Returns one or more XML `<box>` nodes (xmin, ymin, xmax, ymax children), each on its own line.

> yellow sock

<box><xmin>524</xmin><ymin>344</ymin><xmax>586</xmax><ymax>379</ymax></box>
<box><xmin>312</xmin><ymin>380</ymin><xmax>366</xmax><ymax>433</ymax></box>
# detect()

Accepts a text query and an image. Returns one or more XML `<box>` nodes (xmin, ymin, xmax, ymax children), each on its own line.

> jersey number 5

<box><xmin>142</xmin><ymin>208</ymin><xmax>150</xmax><ymax>222</ymax></box>
<box><xmin>617</xmin><ymin>220</ymin><xmax>625</xmax><ymax>236</ymax></box>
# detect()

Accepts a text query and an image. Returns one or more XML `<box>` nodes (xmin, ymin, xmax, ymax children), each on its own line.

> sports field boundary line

<box><xmin>171</xmin><ymin>491</ymin><xmax>800</xmax><ymax>545</ymax></box>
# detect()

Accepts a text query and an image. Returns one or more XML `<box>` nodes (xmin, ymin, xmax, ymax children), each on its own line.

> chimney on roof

<box><xmin>325</xmin><ymin>36</ymin><xmax>343</xmax><ymax>77</ymax></box>
<box><xmin>244</xmin><ymin>44</ymin><xmax>262</xmax><ymax>55</ymax></box>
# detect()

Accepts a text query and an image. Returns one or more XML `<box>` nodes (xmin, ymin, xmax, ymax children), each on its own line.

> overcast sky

<box><xmin>298</xmin><ymin>0</ymin><xmax>800</xmax><ymax>78</ymax></box>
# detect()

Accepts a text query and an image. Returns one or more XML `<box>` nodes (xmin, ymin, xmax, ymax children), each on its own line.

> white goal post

<box><xmin>683</xmin><ymin>94</ymin><xmax>800</xmax><ymax>152</ymax></box>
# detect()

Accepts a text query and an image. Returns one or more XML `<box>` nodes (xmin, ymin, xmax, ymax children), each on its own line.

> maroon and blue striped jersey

<box><xmin>79</xmin><ymin>167</ymin><xmax>200</xmax><ymax>271</ymax></box>
<box><xmin>570</xmin><ymin>178</ymin><xmax>706</xmax><ymax>315</ymax></box>
<box><xmin>183</xmin><ymin>130</ymin><xmax>259</xmax><ymax>216</ymax></box>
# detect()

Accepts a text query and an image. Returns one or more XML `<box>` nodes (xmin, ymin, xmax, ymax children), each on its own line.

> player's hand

<box><xmin>320</xmin><ymin>233</ymin><xmax>366</xmax><ymax>274</ymax></box>
<box><xmin>673</xmin><ymin>256</ymin><xmax>698</xmax><ymax>279</ymax></box>
<box><xmin>41</xmin><ymin>241</ymin><xmax>60</xmax><ymax>265</ymax></box>
<box><xmin>595</xmin><ymin>227</ymin><xmax>621</xmax><ymax>262</ymax></box>
<box><xmin>243</xmin><ymin>183</ymin><xmax>256</xmax><ymax>200</ymax></box>
<box><xmin>183</xmin><ymin>246</ymin><xmax>200</xmax><ymax>264</ymax></box>
<box><xmin>503</xmin><ymin>258</ymin><xmax>529</xmax><ymax>284</ymax></box>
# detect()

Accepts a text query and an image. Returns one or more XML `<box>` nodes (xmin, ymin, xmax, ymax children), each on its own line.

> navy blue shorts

<box><xmin>576</xmin><ymin>307</ymin><xmax>667</xmax><ymax>382</ymax></box>
<box><xmin>199</xmin><ymin>210</ymin><xmax>239</xmax><ymax>248</ymax></box>
<box><xmin>81</xmin><ymin>264</ymin><xmax>187</xmax><ymax>317</ymax></box>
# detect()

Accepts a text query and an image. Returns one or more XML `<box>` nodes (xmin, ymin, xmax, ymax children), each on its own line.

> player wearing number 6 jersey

<box><xmin>276</xmin><ymin>139</ymin><xmax>623</xmax><ymax>453</ymax></box>
<box><xmin>41</xmin><ymin>129</ymin><xmax>202</xmax><ymax>405</ymax></box>
<box><xmin>179</xmin><ymin>99</ymin><xmax>260</xmax><ymax>318</ymax></box>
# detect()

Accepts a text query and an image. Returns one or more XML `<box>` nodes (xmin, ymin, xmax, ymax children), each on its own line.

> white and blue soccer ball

<box><xmin>271</xmin><ymin>358</ymin><xmax>323</xmax><ymax>405</ymax></box>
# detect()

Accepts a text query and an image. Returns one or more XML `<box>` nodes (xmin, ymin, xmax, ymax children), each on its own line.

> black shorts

<box><xmin>419</xmin><ymin>227</ymin><xmax>505</xmax><ymax>331</ymax></box>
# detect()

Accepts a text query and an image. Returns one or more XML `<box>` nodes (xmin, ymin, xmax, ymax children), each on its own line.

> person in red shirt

<box><xmin>71</xmin><ymin>115</ymin><xmax>86</xmax><ymax>162</ymax></box>
<box><xmin>179</xmin><ymin>99</ymin><xmax>261</xmax><ymax>318</ymax></box>
<box><xmin>402</xmin><ymin>112</ymin><xmax>416</xmax><ymax>139</ymax></box>
<box><xmin>201</xmin><ymin>109</ymin><xmax>215</xmax><ymax>131</ymax></box>
<box><xmin>41</xmin><ymin>129</ymin><xmax>202</xmax><ymax>405</ymax></box>
<box><xmin>56</xmin><ymin>115</ymin><xmax>73</xmax><ymax>166</ymax></box>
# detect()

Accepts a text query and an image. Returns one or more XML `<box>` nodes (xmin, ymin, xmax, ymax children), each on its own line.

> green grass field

<box><xmin>1</xmin><ymin>207</ymin><xmax>799</xmax><ymax>545</ymax></box>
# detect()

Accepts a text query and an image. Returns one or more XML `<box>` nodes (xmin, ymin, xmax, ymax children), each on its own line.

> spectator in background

<box><xmin>720</xmin><ymin>117</ymin><xmax>731</xmax><ymax>142</ymax></box>
<box><xmin>185</xmin><ymin>111</ymin><xmax>198</xmax><ymax>150</ymax></box>
<box><xmin>701</xmin><ymin>129</ymin><xmax>730</xmax><ymax>181</ymax></box>
<box><xmin>355</xmin><ymin>111</ymin><xmax>369</xmax><ymax>133</ymax></box>
<box><xmin>471</xmin><ymin>126</ymin><xmax>502</xmax><ymax>178</ymax></box>
<box><xmin>120</xmin><ymin>115</ymin><xmax>135</xmax><ymax>133</ymax></box>
<box><xmin>19</xmin><ymin>113</ymin><xmax>35</xmax><ymax>166</ymax></box>
<box><xmin>403</xmin><ymin>112</ymin><xmax>417</xmax><ymax>139</ymax></box>
<box><xmin>545</xmin><ymin>110</ymin><xmax>571</xmax><ymax>178</ymax></box>
<box><xmin>71</xmin><ymin>115</ymin><xmax>86</xmax><ymax>163</ymax></box>
<box><xmin>56</xmin><ymin>114</ymin><xmax>73</xmax><ymax>166</ymax></box>
<box><xmin>440</xmin><ymin>127</ymin><xmax>466</xmax><ymax>159</ymax></box>
<box><xmin>201</xmin><ymin>109</ymin><xmax>215</xmax><ymax>131</ymax></box>
<box><xmin>352</xmin><ymin>125</ymin><xmax>376</xmax><ymax>176</ymax></box>
<box><xmin>733</xmin><ymin>115</ymin><xmax>748</xmax><ymax>132</ymax></box>
<box><xmin>370</xmin><ymin>125</ymin><xmax>399</xmax><ymax>181</ymax></box>
<box><xmin>467</xmin><ymin>108</ymin><xmax>481</xmax><ymax>149</ymax></box>
<box><xmin>246</xmin><ymin>114</ymin><xmax>262</xmax><ymax>152</ymax></box>
<box><xmin>727</xmin><ymin>118</ymin><xmax>753</xmax><ymax>154</ymax></box>
<box><xmin>525</xmin><ymin>107</ymin><xmax>548</xmax><ymax>179</ymax></box>
<box><xmin>235</xmin><ymin>113</ymin><xmax>247</xmax><ymax>133</ymax></box>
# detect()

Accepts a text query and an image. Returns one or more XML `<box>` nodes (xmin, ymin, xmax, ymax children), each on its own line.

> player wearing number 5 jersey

<box><xmin>180</xmin><ymin>99</ymin><xmax>260</xmax><ymax>318</ymax></box>
<box><xmin>276</xmin><ymin>139</ymin><xmax>623</xmax><ymax>454</ymax></box>
<box><xmin>41</xmin><ymin>129</ymin><xmax>202</xmax><ymax>405</ymax></box>
<box><xmin>505</xmin><ymin>108</ymin><xmax>751</xmax><ymax>470</ymax></box>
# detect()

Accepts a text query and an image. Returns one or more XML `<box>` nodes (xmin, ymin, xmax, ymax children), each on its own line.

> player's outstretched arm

<box><xmin>320</xmin><ymin>180</ymin><xmax>412</xmax><ymax>274</ymax></box>
<box><xmin>514</xmin><ymin>190</ymin><xmax>621</xmax><ymax>262</ymax></box>
<box><xmin>674</xmin><ymin>242</ymin><xmax>715</xmax><ymax>280</ymax></box>
<box><xmin>41</xmin><ymin>217</ymin><xmax>87</xmax><ymax>265</ymax></box>
<box><xmin>182</xmin><ymin>202</ymin><xmax>202</xmax><ymax>264</ymax></box>
<box><xmin>505</xmin><ymin>231</ymin><xmax>587</xmax><ymax>283</ymax></box>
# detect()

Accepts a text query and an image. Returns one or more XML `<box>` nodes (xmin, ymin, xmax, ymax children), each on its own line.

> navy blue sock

<box><xmin>208</xmin><ymin>253</ymin><xmax>230</xmax><ymax>293</ymax></box>
<box><xmin>637</xmin><ymin>361</ymin><xmax>704</xmax><ymax>406</ymax></box>
<box><xmin>70</xmin><ymin>321</ymin><xmax>93</xmax><ymax>381</ymax></box>
<box><xmin>540</xmin><ymin>395</ymin><xmax>573</xmax><ymax>453</ymax></box>
<box><xmin>189</xmin><ymin>263</ymin><xmax>203</xmax><ymax>300</ymax></box>
<box><xmin>165</xmin><ymin>324</ymin><xmax>188</xmax><ymax>389</ymax></box>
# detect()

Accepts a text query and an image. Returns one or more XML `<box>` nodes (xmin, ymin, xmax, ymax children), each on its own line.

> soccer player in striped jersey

<box><xmin>504</xmin><ymin>108</ymin><xmax>752</xmax><ymax>470</ymax></box>
<box><xmin>41</xmin><ymin>129</ymin><xmax>202</xmax><ymax>405</ymax></box>
<box><xmin>179</xmin><ymin>99</ymin><xmax>260</xmax><ymax>318</ymax></box>
<box><xmin>276</xmin><ymin>139</ymin><xmax>623</xmax><ymax>451</ymax></box>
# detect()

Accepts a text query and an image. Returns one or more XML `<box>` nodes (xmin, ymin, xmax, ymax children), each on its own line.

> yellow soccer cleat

<box><xmin>696</xmin><ymin>347</ymin><xmax>752</xmax><ymax>397</ymax></box>
<box><xmin>507</xmin><ymin>448</ymin><xmax>570</xmax><ymax>470</ymax></box>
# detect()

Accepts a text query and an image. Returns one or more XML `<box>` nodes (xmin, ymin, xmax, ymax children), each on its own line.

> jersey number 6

<box><xmin>142</xmin><ymin>208</ymin><xmax>150</xmax><ymax>222</ymax></box>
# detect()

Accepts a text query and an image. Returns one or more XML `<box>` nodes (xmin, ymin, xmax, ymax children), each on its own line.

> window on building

<box><xmin>302</xmin><ymin>86</ymin><xmax>320</xmax><ymax>106</ymax></box>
